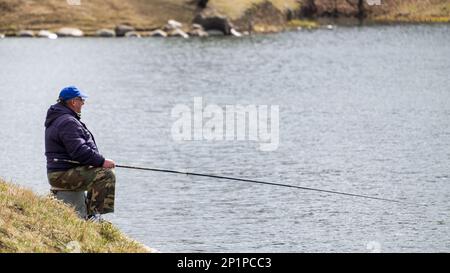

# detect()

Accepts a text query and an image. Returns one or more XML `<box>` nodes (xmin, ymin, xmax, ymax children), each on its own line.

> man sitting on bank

<box><xmin>44</xmin><ymin>86</ymin><xmax>116</xmax><ymax>221</ymax></box>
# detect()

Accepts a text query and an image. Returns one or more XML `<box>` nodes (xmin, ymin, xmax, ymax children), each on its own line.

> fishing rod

<box><xmin>53</xmin><ymin>158</ymin><xmax>406</xmax><ymax>204</ymax></box>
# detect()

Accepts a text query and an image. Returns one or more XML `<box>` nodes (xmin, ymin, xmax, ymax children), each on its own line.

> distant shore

<box><xmin>0</xmin><ymin>0</ymin><xmax>449</xmax><ymax>38</ymax></box>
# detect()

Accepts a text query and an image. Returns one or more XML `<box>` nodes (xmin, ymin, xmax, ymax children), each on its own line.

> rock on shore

<box><xmin>57</xmin><ymin>27</ymin><xmax>84</xmax><ymax>37</ymax></box>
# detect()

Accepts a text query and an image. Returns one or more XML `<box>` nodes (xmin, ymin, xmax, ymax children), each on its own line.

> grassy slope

<box><xmin>371</xmin><ymin>0</ymin><xmax>450</xmax><ymax>23</ymax></box>
<box><xmin>0</xmin><ymin>0</ymin><xmax>196</xmax><ymax>33</ymax></box>
<box><xmin>0</xmin><ymin>178</ymin><xmax>151</xmax><ymax>253</ymax></box>
<box><xmin>209</xmin><ymin>0</ymin><xmax>299</xmax><ymax>19</ymax></box>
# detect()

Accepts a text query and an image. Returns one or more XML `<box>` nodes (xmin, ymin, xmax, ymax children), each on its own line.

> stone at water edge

<box><xmin>168</xmin><ymin>28</ymin><xmax>189</xmax><ymax>39</ymax></box>
<box><xmin>37</xmin><ymin>30</ymin><xmax>58</xmax><ymax>39</ymax></box>
<box><xmin>57</xmin><ymin>27</ymin><xmax>84</xmax><ymax>37</ymax></box>
<box><xmin>168</xmin><ymin>19</ymin><xmax>183</xmax><ymax>29</ymax></box>
<box><xmin>192</xmin><ymin>13</ymin><xmax>233</xmax><ymax>35</ymax></box>
<box><xmin>17</xmin><ymin>30</ymin><xmax>35</xmax><ymax>37</ymax></box>
<box><xmin>230</xmin><ymin>28</ymin><xmax>242</xmax><ymax>37</ymax></box>
<box><xmin>125</xmin><ymin>31</ymin><xmax>141</xmax><ymax>38</ymax></box>
<box><xmin>189</xmin><ymin>24</ymin><xmax>209</xmax><ymax>37</ymax></box>
<box><xmin>189</xmin><ymin>28</ymin><xmax>209</xmax><ymax>37</ymax></box>
<box><xmin>96</xmin><ymin>29</ymin><xmax>116</xmax><ymax>37</ymax></box>
<box><xmin>149</xmin><ymin>29</ymin><xmax>168</xmax><ymax>38</ymax></box>
<box><xmin>115</xmin><ymin>25</ymin><xmax>135</xmax><ymax>37</ymax></box>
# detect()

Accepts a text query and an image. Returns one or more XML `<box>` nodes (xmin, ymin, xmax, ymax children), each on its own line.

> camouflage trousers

<box><xmin>47</xmin><ymin>166</ymin><xmax>116</xmax><ymax>215</ymax></box>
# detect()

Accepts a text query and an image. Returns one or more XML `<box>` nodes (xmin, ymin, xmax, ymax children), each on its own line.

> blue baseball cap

<box><xmin>59</xmin><ymin>86</ymin><xmax>88</xmax><ymax>101</ymax></box>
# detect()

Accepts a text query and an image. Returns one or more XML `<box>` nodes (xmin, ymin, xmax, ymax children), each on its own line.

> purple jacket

<box><xmin>45</xmin><ymin>103</ymin><xmax>105</xmax><ymax>173</ymax></box>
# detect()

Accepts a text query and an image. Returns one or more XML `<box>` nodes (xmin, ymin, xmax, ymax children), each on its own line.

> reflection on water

<box><xmin>0</xmin><ymin>25</ymin><xmax>449</xmax><ymax>252</ymax></box>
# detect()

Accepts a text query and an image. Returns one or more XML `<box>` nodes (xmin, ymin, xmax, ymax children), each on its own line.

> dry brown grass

<box><xmin>210</xmin><ymin>0</ymin><xmax>299</xmax><ymax>19</ymax></box>
<box><xmin>370</xmin><ymin>0</ymin><xmax>450</xmax><ymax>23</ymax></box>
<box><xmin>0</xmin><ymin>178</ymin><xmax>150</xmax><ymax>253</ymax></box>
<box><xmin>0</xmin><ymin>0</ymin><xmax>197</xmax><ymax>33</ymax></box>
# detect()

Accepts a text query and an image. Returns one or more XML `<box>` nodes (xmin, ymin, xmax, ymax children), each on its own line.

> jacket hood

<box><xmin>45</xmin><ymin>103</ymin><xmax>78</xmax><ymax>128</ymax></box>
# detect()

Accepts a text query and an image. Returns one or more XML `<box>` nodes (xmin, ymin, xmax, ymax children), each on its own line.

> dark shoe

<box><xmin>86</xmin><ymin>214</ymin><xmax>104</xmax><ymax>223</ymax></box>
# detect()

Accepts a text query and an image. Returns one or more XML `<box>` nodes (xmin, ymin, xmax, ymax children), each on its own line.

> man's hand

<box><xmin>103</xmin><ymin>159</ymin><xmax>116</xmax><ymax>169</ymax></box>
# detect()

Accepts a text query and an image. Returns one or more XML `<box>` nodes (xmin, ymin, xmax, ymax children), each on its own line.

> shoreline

<box><xmin>1</xmin><ymin>19</ymin><xmax>448</xmax><ymax>39</ymax></box>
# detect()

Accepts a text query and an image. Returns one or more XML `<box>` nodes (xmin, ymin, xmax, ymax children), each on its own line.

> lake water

<box><xmin>0</xmin><ymin>25</ymin><xmax>449</xmax><ymax>252</ymax></box>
